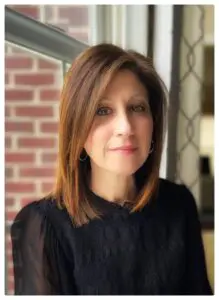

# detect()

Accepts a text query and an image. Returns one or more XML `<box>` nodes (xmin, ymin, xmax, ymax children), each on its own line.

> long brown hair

<box><xmin>50</xmin><ymin>43</ymin><xmax>168</xmax><ymax>227</ymax></box>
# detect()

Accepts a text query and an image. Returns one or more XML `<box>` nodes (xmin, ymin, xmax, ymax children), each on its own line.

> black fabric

<box><xmin>10</xmin><ymin>178</ymin><xmax>213</xmax><ymax>295</ymax></box>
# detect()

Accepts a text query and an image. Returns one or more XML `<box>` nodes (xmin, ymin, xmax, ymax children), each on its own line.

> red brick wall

<box><xmin>5</xmin><ymin>5</ymin><xmax>89</xmax><ymax>294</ymax></box>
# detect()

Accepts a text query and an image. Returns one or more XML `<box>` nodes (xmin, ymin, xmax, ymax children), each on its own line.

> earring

<box><xmin>149</xmin><ymin>140</ymin><xmax>154</xmax><ymax>154</ymax></box>
<box><xmin>79</xmin><ymin>150</ymin><xmax>88</xmax><ymax>162</ymax></box>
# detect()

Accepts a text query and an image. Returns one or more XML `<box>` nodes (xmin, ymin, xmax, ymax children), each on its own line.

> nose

<box><xmin>114</xmin><ymin>111</ymin><xmax>134</xmax><ymax>136</ymax></box>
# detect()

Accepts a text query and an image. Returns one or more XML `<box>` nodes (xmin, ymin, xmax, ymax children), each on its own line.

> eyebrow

<box><xmin>99</xmin><ymin>93</ymin><xmax>148</xmax><ymax>103</ymax></box>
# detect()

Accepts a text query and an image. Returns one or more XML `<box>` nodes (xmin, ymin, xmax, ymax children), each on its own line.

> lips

<box><xmin>109</xmin><ymin>146</ymin><xmax>137</xmax><ymax>151</ymax></box>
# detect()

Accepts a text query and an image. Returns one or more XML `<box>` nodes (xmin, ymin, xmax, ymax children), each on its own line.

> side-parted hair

<box><xmin>50</xmin><ymin>43</ymin><xmax>168</xmax><ymax>227</ymax></box>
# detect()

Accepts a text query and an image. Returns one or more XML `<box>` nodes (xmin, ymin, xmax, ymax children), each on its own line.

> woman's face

<box><xmin>84</xmin><ymin>69</ymin><xmax>153</xmax><ymax>176</ymax></box>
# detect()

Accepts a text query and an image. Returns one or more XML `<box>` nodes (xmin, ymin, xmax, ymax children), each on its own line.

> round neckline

<box><xmin>88</xmin><ymin>188</ymin><xmax>131</xmax><ymax>214</ymax></box>
<box><xmin>86</xmin><ymin>179</ymin><xmax>161</xmax><ymax>217</ymax></box>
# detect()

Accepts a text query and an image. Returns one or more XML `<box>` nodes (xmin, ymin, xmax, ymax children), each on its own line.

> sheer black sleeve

<box><xmin>10</xmin><ymin>202</ymin><xmax>62</xmax><ymax>295</ymax></box>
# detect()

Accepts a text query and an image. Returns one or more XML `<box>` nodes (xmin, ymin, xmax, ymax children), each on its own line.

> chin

<box><xmin>108</xmin><ymin>163</ymin><xmax>142</xmax><ymax>176</ymax></box>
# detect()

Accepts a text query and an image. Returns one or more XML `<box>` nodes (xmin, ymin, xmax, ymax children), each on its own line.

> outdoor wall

<box><xmin>5</xmin><ymin>5</ymin><xmax>89</xmax><ymax>294</ymax></box>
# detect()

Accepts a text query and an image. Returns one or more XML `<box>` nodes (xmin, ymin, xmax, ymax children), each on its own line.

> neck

<box><xmin>89</xmin><ymin>165</ymin><xmax>136</xmax><ymax>205</ymax></box>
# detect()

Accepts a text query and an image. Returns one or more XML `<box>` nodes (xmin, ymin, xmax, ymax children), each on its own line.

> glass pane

<box><xmin>7</xmin><ymin>5</ymin><xmax>89</xmax><ymax>44</ymax></box>
<box><xmin>44</xmin><ymin>5</ymin><xmax>89</xmax><ymax>44</ymax></box>
<box><xmin>6</xmin><ymin>5</ymin><xmax>41</xmax><ymax>21</ymax></box>
<box><xmin>5</xmin><ymin>42</ymin><xmax>63</xmax><ymax>295</ymax></box>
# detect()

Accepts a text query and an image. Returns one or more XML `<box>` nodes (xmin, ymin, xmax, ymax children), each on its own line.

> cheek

<box><xmin>147</xmin><ymin>118</ymin><xmax>154</xmax><ymax>136</ymax></box>
<box><xmin>137</xmin><ymin>117</ymin><xmax>153</xmax><ymax>139</ymax></box>
<box><xmin>84</xmin><ymin>125</ymin><xmax>111</xmax><ymax>154</ymax></box>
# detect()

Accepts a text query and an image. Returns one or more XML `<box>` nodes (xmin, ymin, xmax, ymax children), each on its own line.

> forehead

<box><xmin>102</xmin><ymin>69</ymin><xmax>148</xmax><ymax>99</ymax></box>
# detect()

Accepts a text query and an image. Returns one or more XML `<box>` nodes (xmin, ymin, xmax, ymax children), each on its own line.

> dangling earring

<box><xmin>79</xmin><ymin>150</ymin><xmax>88</xmax><ymax>162</ymax></box>
<box><xmin>149</xmin><ymin>140</ymin><xmax>154</xmax><ymax>154</ymax></box>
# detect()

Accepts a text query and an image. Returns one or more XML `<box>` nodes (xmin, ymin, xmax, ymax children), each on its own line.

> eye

<box><xmin>131</xmin><ymin>105</ymin><xmax>147</xmax><ymax>112</ymax></box>
<box><xmin>96</xmin><ymin>107</ymin><xmax>112</xmax><ymax>116</ymax></box>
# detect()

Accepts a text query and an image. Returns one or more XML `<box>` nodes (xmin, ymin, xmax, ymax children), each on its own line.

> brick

<box><xmin>6</xmin><ymin>198</ymin><xmax>15</xmax><ymax>207</ymax></box>
<box><xmin>5</xmin><ymin>197</ymin><xmax>15</xmax><ymax>206</ymax></box>
<box><xmin>5</xmin><ymin>57</ymin><xmax>33</xmax><ymax>69</ymax></box>
<box><xmin>38</xmin><ymin>59</ymin><xmax>59</xmax><ymax>69</ymax></box>
<box><xmin>5</xmin><ymin>168</ymin><xmax>13</xmax><ymax>178</ymax></box>
<box><xmin>7</xmin><ymin>279</ymin><xmax>14</xmax><ymax>292</ymax></box>
<box><xmin>5</xmin><ymin>73</ymin><xmax>9</xmax><ymax>84</ymax></box>
<box><xmin>15</xmin><ymin>74</ymin><xmax>55</xmax><ymax>86</ymax></box>
<box><xmin>40</xmin><ymin>122</ymin><xmax>58</xmax><ymax>133</ymax></box>
<box><xmin>18</xmin><ymin>137</ymin><xmax>56</xmax><ymax>148</ymax></box>
<box><xmin>5</xmin><ymin>121</ymin><xmax>34</xmax><ymax>133</ymax></box>
<box><xmin>5</xmin><ymin>182</ymin><xmax>35</xmax><ymax>193</ymax></box>
<box><xmin>9</xmin><ymin>5</ymin><xmax>40</xmax><ymax>20</ymax></box>
<box><xmin>58</xmin><ymin>6</ymin><xmax>88</xmax><ymax>26</ymax></box>
<box><xmin>21</xmin><ymin>197</ymin><xmax>36</xmax><ymax>208</ymax></box>
<box><xmin>6</xmin><ymin>234</ymin><xmax>12</xmax><ymax>242</ymax></box>
<box><xmin>5</xmin><ymin>153</ymin><xmax>35</xmax><ymax>163</ymax></box>
<box><xmin>6</xmin><ymin>247</ymin><xmax>12</xmax><ymax>256</ymax></box>
<box><xmin>15</xmin><ymin>106</ymin><xmax>53</xmax><ymax>117</ymax></box>
<box><xmin>19</xmin><ymin>167</ymin><xmax>55</xmax><ymax>177</ymax></box>
<box><xmin>40</xmin><ymin>89</ymin><xmax>60</xmax><ymax>101</ymax></box>
<box><xmin>68</xmin><ymin>31</ymin><xmax>88</xmax><ymax>43</ymax></box>
<box><xmin>7</xmin><ymin>251</ymin><xmax>13</xmax><ymax>263</ymax></box>
<box><xmin>5</xmin><ymin>137</ymin><xmax>11</xmax><ymax>148</ymax></box>
<box><xmin>6</xmin><ymin>239</ymin><xmax>12</xmax><ymax>250</ymax></box>
<box><xmin>42</xmin><ymin>182</ymin><xmax>54</xmax><ymax>193</ymax></box>
<box><xmin>6</xmin><ymin>211</ymin><xmax>19</xmax><ymax>223</ymax></box>
<box><xmin>7</xmin><ymin>266</ymin><xmax>14</xmax><ymax>278</ymax></box>
<box><xmin>6</xmin><ymin>242</ymin><xmax>13</xmax><ymax>253</ymax></box>
<box><xmin>41</xmin><ymin>152</ymin><xmax>57</xmax><ymax>163</ymax></box>
<box><xmin>5</xmin><ymin>106</ymin><xmax>11</xmax><ymax>117</ymax></box>
<box><xmin>5</xmin><ymin>90</ymin><xmax>33</xmax><ymax>101</ymax></box>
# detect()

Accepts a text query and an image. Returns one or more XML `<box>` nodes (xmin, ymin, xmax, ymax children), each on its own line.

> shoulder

<box><xmin>11</xmin><ymin>196</ymin><xmax>54</xmax><ymax>224</ymax></box>
<box><xmin>158</xmin><ymin>177</ymin><xmax>186</xmax><ymax>194</ymax></box>
<box><xmin>11</xmin><ymin>196</ymin><xmax>76</xmax><ymax>261</ymax></box>
<box><xmin>11</xmin><ymin>196</ymin><xmax>70</xmax><ymax>239</ymax></box>
<box><xmin>158</xmin><ymin>177</ymin><xmax>195</xmax><ymax>202</ymax></box>
<box><xmin>156</xmin><ymin>178</ymin><xmax>198</xmax><ymax>218</ymax></box>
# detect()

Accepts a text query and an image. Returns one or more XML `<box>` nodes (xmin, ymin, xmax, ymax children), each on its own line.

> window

<box><xmin>7</xmin><ymin>5</ymin><xmax>89</xmax><ymax>44</ymax></box>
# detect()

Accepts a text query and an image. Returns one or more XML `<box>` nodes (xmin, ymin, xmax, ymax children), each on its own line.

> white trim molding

<box><xmin>89</xmin><ymin>5</ymin><xmax>149</xmax><ymax>55</ymax></box>
<box><xmin>153</xmin><ymin>5</ymin><xmax>174</xmax><ymax>179</ymax></box>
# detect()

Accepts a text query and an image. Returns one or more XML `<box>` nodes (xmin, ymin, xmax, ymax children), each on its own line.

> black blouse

<box><xmin>10</xmin><ymin>178</ymin><xmax>213</xmax><ymax>295</ymax></box>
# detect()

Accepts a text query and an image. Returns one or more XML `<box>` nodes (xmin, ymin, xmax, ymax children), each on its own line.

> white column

<box><xmin>88</xmin><ymin>5</ymin><xmax>148</xmax><ymax>54</ymax></box>
<box><xmin>124</xmin><ymin>5</ymin><xmax>148</xmax><ymax>55</ymax></box>
<box><xmin>88</xmin><ymin>5</ymin><xmax>123</xmax><ymax>46</ymax></box>
<box><xmin>153</xmin><ymin>5</ymin><xmax>174</xmax><ymax>179</ymax></box>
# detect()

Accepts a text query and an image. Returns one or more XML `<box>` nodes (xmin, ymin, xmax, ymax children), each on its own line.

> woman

<box><xmin>11</xmin><ymin>43</ymin><xmax>212</xmax><ymax>295</ymax></box>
